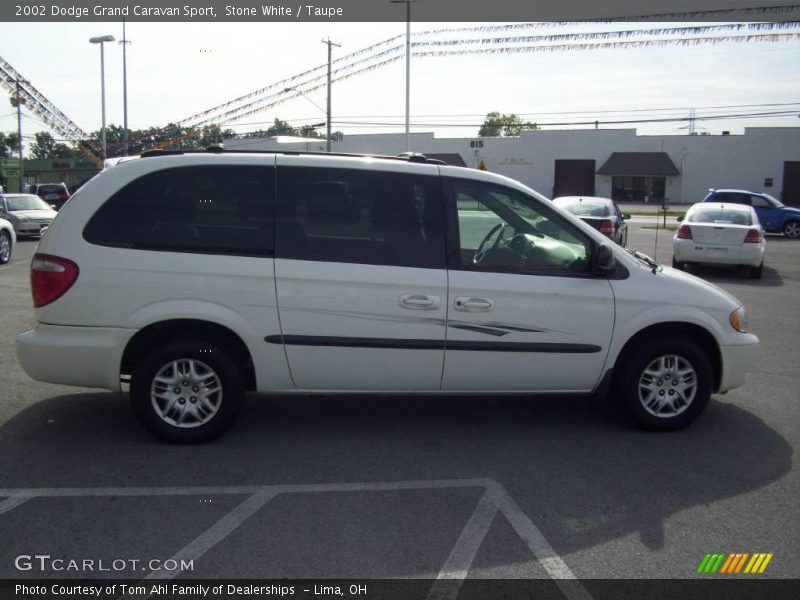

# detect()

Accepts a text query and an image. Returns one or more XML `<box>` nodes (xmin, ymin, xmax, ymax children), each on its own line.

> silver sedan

<box><xmin>0</xmin><ymin>193</ymin><xmax>57</xmax><ymax>238</ymax></box>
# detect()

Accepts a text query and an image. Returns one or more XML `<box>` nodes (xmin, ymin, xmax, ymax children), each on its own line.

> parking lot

<box><xmin>0</xmin><ymin>224</ymin><xmax>798</xmax><ymax>592</ymax></box>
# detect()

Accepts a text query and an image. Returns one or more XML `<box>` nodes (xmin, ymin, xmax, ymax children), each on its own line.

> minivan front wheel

<box><xmin>617</xmin><ymin>336</ymin><xmax>712</xmax><ymax>430</ymax></box>
<box><xmin>130</xmin><ymin>340</ymin><xmax>244</xmax><ymax>443</ymax></box>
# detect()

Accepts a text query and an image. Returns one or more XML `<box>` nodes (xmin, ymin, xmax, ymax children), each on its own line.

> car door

<box><xmin>440</xmin><ymin>171</ymin><xmax>615</xmax><ymax>392</ymax></box>
<box><xmin>273</xmin><ymin>156</ymin><xmax>448</xmax><ymax>390</ymax></box>
<box><xmin>749</xmin><ymin>194</ymin><xmax>777</xmax><ymax>230</ymax></box>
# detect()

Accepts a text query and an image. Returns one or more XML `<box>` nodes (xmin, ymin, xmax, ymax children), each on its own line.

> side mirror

<box><xmin>594</xmin><ymin>243</ymin><xmax>616</xmax><ymax>272</ymax></box>
<box><xmin>622</xmin><ymin>213</ymin><xmax>631</xmax><ymax>220</ymax></box>
<box><xmin>677</xmin><ymin>215</ymin><xmax>684</xmax><ymax>222</ymax></box>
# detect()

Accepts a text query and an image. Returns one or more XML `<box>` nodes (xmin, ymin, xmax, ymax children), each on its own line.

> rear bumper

<box><xmin>718</xmin><ymin>337</ymin><xmax>760</xmax><ymax>392</ymax></box>
<box><xmin>673</xmin><ymin>239</ymin><xmax>764</xmax><ymax>267</ymax></box>
<box><xmin>16</xmin><ymin>324</ymin><xmax>134</xmax><ymax>391</ymax></box>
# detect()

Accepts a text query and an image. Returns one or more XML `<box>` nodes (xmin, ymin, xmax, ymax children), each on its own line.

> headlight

<box><xmin>729</xmin><ymin>307</ymin><xmax>749</xmax><ymax>333</ymax></box>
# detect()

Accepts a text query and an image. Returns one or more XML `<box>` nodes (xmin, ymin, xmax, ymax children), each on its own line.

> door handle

<box><xmin>400</xmin><ymin>294</ymin><xmax>441</xmax><ymax>310</ymax></box>
<box><xmin>454</xmin><ymin>296</ymin><xmax>495</xmax><ymax>312</ymax></box>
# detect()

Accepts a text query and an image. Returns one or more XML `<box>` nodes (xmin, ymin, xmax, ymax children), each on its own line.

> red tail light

<box><xmin>744</xmin><ymin>229</ymin><xmax>762</xmax><ymax>243</ymax></box>
<box><xmin>31</xmin><ymin>254</ymin><xmax>79</xmax><ymax>307</ymax></box>
<box><xmin>59</xmin><ymin>192</ymin><xmax>69</xmax><ymax>200</ymax></box>
<box><xmin>599</xmin><ymin>220</ymin><xmax>615</xmax><ymax>235</ymax></box>
<box><xmin>676</xmin><ymin>225</ymin><xmax>693</xmax><ymax>239</ymax></box>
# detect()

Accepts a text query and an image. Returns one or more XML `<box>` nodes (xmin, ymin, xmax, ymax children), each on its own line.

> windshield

<box><xmin>5</xmin><ymin>195</ymin><xmax>52</xmax><ymax>211</ymax></box>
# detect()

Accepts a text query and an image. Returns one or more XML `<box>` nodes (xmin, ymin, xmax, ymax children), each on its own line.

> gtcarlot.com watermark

<box><xmin>14</xmin><ymin>554</ymin><xmax>194</xmax><ymax>573</ymax></box>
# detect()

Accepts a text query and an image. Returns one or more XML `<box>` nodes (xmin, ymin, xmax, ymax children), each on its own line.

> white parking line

<box><xmin>486</xmin><ymin>482</ymin><xmax>593</xmax><ymax>600</ymax></box>
<box><xmin>0</xmin><ymin>479</ymin><xmax>592</xmax><ymax>600</ymax></box>
<box><xmin>0</xmin><ymin>496</ymin><xmax>32</xmax><ymax>516</ymax></box>
<box><xmin>144</xmin><ymin>488</ymin><xmax>278</xmax><ymax>581</ymax></box>
<box><xmin>427</xmin><ymin>490</ymin><xmax>499</xmax><ymax>600</ymax></box>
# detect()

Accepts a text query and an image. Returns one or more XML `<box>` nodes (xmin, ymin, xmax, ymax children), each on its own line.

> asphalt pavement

<box><xmin>0</xmin><ymin>226</ymin><xmax>797</xmax><ymax>591</ymax></box>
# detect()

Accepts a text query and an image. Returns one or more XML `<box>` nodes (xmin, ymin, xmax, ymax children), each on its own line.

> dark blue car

<box><xmin>703</xmin><ymin>189</ymin><xmax>800</xmax><ymax>239</ymax></box>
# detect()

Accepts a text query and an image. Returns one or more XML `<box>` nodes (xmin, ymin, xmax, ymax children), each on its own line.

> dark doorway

<box><xmin>782</xmin><ymin>161</ymin><xmax>800</xmax><ymax>206</ymax></box>
<box><xmin>553</xmin><ymin>159</ymin><xmax>595</xmax><ymax>198</ymax></box>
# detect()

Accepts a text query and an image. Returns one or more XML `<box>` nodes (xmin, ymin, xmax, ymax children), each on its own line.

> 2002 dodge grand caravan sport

<box><xmin>16</xmin><ymin>150</ymin><xmax>759</xmax><ymax>443</ymax></box>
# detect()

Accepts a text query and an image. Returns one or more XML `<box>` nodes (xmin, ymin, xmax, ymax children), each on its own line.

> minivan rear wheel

<box><xmin>130</xmin><ymin>339</ymin><xmax>244</xmax><ymax>443</ymax></box>
<box><xmin>617</xmin><ymin>336</ymin><xmax>712</xmax><ymax>430</ymax></box>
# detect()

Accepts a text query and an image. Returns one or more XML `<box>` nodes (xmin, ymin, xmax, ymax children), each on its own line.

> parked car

<box><xmin>16</xmin><ymin>150</ymin><xmax>759</xmax><ymax>443</ymax></box>
<box><xmin>33</xmin><ymin>182</ymin><xmax>71</xmax><ymax>210</ymax></box>
<box><xmin>552</xmin><ymin>195</ymin><xmax>629</xmax><ymax>247</ymax></box>
<box><xmin>0</xmin><ymin>217</ymin><xmax>15</xmax><ymax>265</ymax></box>
<box><xmin>673</xmin><ymin>202</ymin><xmax>766</xmax><ymax>279</ymax></box>
<box><xmin>703</xmin><ymin>189</ymin><xmax>800</xmax><ymax>239</ymax></box>
<box><xmin>0</xmin><ymin>193</ymin><xmax>57</xmax><ymax>237</ymax></box>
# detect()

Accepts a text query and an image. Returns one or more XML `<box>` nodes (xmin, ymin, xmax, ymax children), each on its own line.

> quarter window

<box><xmin>448</xmin><ymin>178</ymin><xmax>591</xmax><ymax>275</ymax></box>
<box><xmin>276</xmin><ymin>167</ymin><xmax>446</xmax><ymax>268</ymax></box>
<box><xmin>84</xmin><ymin>165</ymin><xmax>275</xmax><ymax>256</ymax></box>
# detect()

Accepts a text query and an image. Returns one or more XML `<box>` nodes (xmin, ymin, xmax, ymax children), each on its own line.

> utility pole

<box><xmin>15</xmin><ymin>77</ymin><xmax>23</xmax><ymax>192</ymax></box>
<box><xmin>120</xmin><ymin>18</ymin><xmax>131</xmax><ymax>155</ymax></box>
<box><xmin>322</xmin><ymin>37</ymin><xmax>340</xmax><ymax>153</ymax></box>
<box><xmin>390</xmin><ymin>0</ymin><xmax>419</xmax><ymax>152</ymax></box>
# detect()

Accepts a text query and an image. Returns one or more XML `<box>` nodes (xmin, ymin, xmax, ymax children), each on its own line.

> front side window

<box><xmin>448</xmin><ymin>178</ymin><xmax>591</xmax><ymax>275</ymax></box>
<box><xmin>276</xmin><ymin>167</ymin><xmax>446</xmax><ymax>268</ymax></box>
<box><xmin>84</xmin><ymin>165</ymin><xmax>275</xmax><ymax>256</ymax></box>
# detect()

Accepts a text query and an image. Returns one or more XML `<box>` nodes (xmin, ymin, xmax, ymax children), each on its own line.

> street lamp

<box><xmin>390</xmin><ymin>0</ymin><xmax>420</xmax><ymax>152</ymax></box>
<box><xmin>89</xmin><ymin>34</ymin><xmax>115</xmax><ymax>161</ymax></box>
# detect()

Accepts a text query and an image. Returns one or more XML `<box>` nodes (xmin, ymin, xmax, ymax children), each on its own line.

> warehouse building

<box><xmin>225</xmin><ymin>127</ymin><xmax>800</xmax><ymax>206</ymax></box>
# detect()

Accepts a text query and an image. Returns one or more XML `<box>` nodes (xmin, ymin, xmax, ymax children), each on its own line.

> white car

<box><xmin>0</xmin><ymin>193</ymin><xmax>58</xmax><ymax>237</ymax></box>
<box><xmin>16</xmin><ymin>150</ymin><xmax>759</xmax><ymax>443</ymax></box>
<box><xmin>0</xmin><ymin>217</ymin><xmax>15</xmax><ymax>264</ymax></box>
<box><xmin>673</xmin><ymin>202</ymin><xmax>766</xmax><ymax>279</ymax></box>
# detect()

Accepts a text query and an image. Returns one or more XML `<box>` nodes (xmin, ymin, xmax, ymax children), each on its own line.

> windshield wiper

<box><xmin>627</xmin><ymin>249</ymin><xmax>661</xmax><ymax>273</ymax></box>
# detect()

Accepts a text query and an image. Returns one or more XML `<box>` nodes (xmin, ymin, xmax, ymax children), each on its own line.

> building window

<box><xmin>611</xmin><ymin>176</ymin><xmax>666</xmax><ymax>202</ymax></box>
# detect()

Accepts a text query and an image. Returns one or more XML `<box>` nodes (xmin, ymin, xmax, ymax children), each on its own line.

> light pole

<box><xmin>390</xmin><ymin>0</ymin><xmax>419</xmax><ymax>152</ymax></box>
<box><xmin>321</xmin><ymin>38</ymin><xmax>340</xmax><ymax>153</ymax></box>
<box><xmin>89</xmin><ymin>35</ymin><xmax>115</xmax><ymax>161</ymax></box>
<box><xmin>119</xmin><ymin>19</ymin><xmax>131</xmax><ymax>155</ymax></box>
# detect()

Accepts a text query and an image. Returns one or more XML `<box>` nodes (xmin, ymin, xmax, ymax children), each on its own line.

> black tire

<box><xmin>130</xmin><ymin>339</ymin><xmax>244</xmax><ymax>443</ymax></box>
<box><xmin>671</xmin><ymin>257</ymin><xmax>684</xmax><ymax>270</ymax></box>
<box><xmin>0</xmin><ymin>230</ymin><xmax>11</xmax><ymax>265</ymax></box>
<box><xmin>783</xmin><ymin>219</ymin><xmax>800</xmax><ymax>239</ymax></box>
<box><xmin>616</xmin><ymin>336</ymin><xmax>713</xmax><ymax>431</ymax></box>
<box><xmin>750</xmin><ymin>262</ymin><xmax>763</xmax><ymax>279</ymax></box>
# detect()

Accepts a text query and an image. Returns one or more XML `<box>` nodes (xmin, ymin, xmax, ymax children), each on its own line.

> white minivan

<box><xmin>16</xmin><ymin>150</ymin><xmax>759</xmax><ymax>443</ymax></box>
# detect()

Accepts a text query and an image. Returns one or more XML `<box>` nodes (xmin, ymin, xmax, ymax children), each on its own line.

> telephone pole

<box><xmin>15</xmin><ymin>77</ymin><xmax>23</xmax><ymax>191</ymax></box>
<box><xmin>321</xmin><ymin>37</ymin><xmax>340</xmax><ymax>153</ymax></box>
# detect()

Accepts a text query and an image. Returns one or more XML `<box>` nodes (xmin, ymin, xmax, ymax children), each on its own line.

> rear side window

<box><xmin>84</xmin><ymin>165</ymin><xmax>275</xmax><ymax>256</ymax></box>
<box><xmin>276</xmin><ymin>166</ymin><xmax>446</xmax><ymax>268</ymax></box>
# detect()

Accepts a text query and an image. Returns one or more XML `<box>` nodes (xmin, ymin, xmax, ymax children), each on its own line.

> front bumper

<box><xmin>15</xmin><ymin>222</ymin><xmax>51</xmax><ymax>236</ymax></box>
<box><xmin>16</xmin><ymin>323</ymin><xmax>135</xmax><ymax>391</ymax></box>
<box><xmin>718</xmin><ymin>337</ymin><xmax>760</xmax><ymax>392</ymax></box>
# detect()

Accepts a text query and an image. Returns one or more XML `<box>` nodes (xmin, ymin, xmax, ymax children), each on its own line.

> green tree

<box><xmin>478</xmin><ymin>112</ymin><xmax>538</xmax><ymax>137</ymax></box>
<box><xmin>30</xmin><ymin>132</ymin><xmax>79</xmax><ymax>159</ymax></box>
<box><xmin>1</xmin><ymin>132</ymin><xmax>21</xmax><ymax>156</ymax></box>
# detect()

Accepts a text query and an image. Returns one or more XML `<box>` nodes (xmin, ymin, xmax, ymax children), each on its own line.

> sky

<box><xmin>1</xmin><ymin>20</ymin><xmax>799</xmax><ymax>151</ymax></box>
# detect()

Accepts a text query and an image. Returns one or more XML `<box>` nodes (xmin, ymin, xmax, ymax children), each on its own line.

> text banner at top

<box><xmin>2</xmin><ymin>0</ymin><xmax>800</xmax><ymax>23</ymax></box>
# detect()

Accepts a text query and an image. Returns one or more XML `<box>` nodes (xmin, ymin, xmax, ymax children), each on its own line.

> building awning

<box><xmin>597</xmin><ymin>152</ymin><xmax>679</xmax><ymax>177</ymax></box>
<box><xmin>426</xmin><ymin>153</ymin><xmax>467</xmax><ymax>167</ymax></box>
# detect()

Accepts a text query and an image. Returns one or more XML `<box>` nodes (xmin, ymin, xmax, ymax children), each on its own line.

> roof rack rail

<box><xmin>138</xmin><ymin>147</ymin><xmax>447</xmax><ymax>165</ymax></box>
